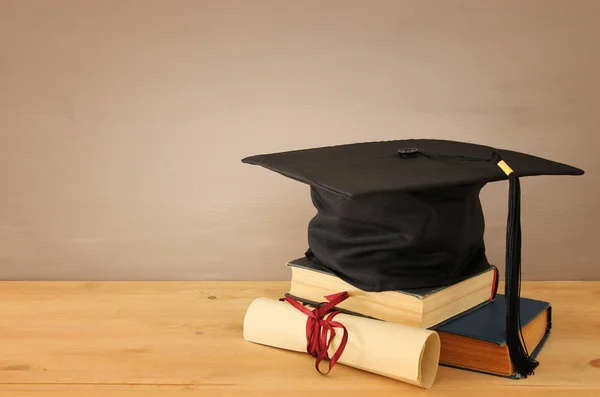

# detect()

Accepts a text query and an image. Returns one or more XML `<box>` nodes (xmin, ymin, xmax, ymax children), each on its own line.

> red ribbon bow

<box><xmin>283</xmin><ymin>291</ymin><xmax>350</xmax><ymax>375</ymax></box>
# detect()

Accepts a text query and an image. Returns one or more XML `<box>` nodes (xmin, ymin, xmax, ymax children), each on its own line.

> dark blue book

<box><xmin>433</xmin><ymin>295</ymin><xmax>552</xmax><ymax>378</ymax></box>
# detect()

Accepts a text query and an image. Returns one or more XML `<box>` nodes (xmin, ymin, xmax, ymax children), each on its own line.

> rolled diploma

<box><xmin>243</xmin><ymin>297</ymin><xmax>440</xmax><ymax>389</ymax></box>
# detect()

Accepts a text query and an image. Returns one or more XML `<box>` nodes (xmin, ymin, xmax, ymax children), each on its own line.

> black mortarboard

<box><xmin>242</xmin><ymin>139</ymin><xmax>584</xmax><ymax>377</ymax></box>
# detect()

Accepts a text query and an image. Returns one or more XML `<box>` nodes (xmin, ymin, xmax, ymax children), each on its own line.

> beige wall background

<box><xmin>0</xmin><ymin>0</ymin><xmax>598</xmax><ymax>281</ymax></box>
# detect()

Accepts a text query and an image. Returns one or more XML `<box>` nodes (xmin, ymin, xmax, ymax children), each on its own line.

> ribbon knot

<box><xmin>282</xmin><ymin>291</ymin><xmax>350</xmax><ymax>375</ymax></box>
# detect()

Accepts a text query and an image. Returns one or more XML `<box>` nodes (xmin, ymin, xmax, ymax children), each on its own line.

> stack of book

<box><xmin>285</xmin><ymin>257</ymin><xmax>552</xmax><ymax>379</ymax></box>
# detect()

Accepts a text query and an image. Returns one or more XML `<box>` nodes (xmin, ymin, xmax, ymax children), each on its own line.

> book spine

<box><xmin>529</xmin><ymin>306</ymin><xmax>552</xmax><ymax>361</ymax></box>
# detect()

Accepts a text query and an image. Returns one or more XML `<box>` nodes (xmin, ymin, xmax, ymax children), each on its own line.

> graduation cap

<box><xmin>242</xmin><ymin>139</ymin><xmax>584</xmax><ymax>377</ymax></box>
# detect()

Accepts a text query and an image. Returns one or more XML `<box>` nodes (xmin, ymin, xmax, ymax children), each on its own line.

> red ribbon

<box><xmin>282</xmin><ymin>291</ymin><xmax>350</xmax><ymax>375</ymax></box>
<box><xmin>491</xmin><ymin>266</ymin><xmax>499</xmax><ymax>300</ymax></box>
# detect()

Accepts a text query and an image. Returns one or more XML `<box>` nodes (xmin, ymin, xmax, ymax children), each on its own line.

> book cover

<box><xmin>289</xmin><ymin>256</ymin><xmax>498</xmax><ymax>299</ymax></box>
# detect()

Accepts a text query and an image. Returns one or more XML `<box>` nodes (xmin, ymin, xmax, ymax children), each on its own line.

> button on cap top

<box><xmin>397</xmin><ymin>148</ymin><xmax>419</xmax><ymax>158</ymax></box>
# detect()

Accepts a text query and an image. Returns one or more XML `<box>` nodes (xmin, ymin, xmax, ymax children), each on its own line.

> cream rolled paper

<box><xmin>243</xmin><ymin>296</ymin><xmax>441</xmax><ymax>389</ymax></box>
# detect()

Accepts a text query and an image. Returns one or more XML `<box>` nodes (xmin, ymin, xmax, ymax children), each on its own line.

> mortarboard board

<box><xmin>241</xmin><ymin>139</ymin><xmax>584</xmax><ymax>378</ymax></box>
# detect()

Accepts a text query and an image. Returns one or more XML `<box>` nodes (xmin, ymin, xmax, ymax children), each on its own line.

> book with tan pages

<box><xmin>434</xmin><ymin>295</ymin><xmax>551</xmax><ymax>378</ymax></box>
<box><xmin>286</xmin><ymin>257</ymin><xmax>498</xmax><ymax>328</ymax></box>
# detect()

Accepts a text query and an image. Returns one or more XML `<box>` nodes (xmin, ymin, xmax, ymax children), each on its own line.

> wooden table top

<box><xmin>0</xmin><ymin>281</ymin><xmax>599</xmax><ymax>397</ymax></box>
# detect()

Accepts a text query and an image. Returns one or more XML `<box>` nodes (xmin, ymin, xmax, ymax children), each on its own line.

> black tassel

<box><xmin>505</xmin><ymin>173</ymin><xmax>539</xmax><ymax>378</ymax></box>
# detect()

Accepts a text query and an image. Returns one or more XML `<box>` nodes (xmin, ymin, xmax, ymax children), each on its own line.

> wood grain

<box><xmin>0</xmin><ymin>281</ymin><xmax>599</xmax><ymax>397</ymax></box>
